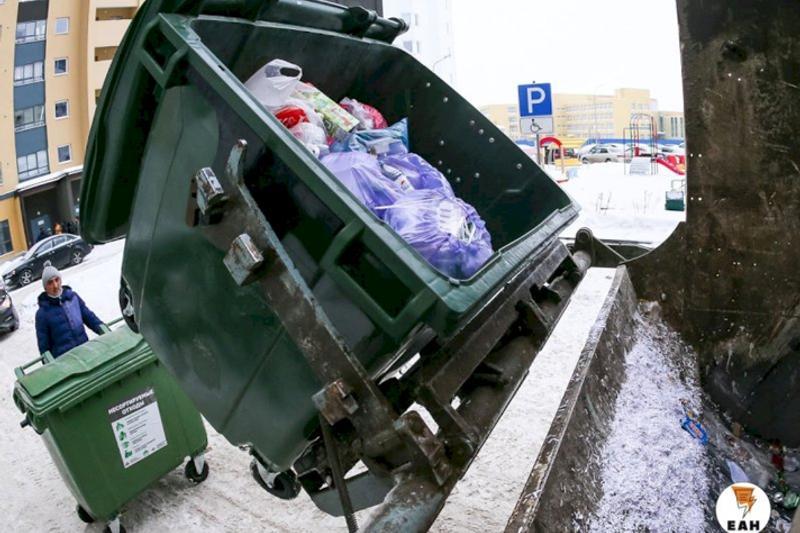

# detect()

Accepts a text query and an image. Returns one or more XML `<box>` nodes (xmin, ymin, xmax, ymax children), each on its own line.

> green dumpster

<box><xmin>13</xmin><ymin>323</ymin><xmax>209</xmax><ymax>532</ymax></box>
<box><xmin>79</xmin><ymin>0</ymin><xmax>580</xmax><ymax>506</ymax></box>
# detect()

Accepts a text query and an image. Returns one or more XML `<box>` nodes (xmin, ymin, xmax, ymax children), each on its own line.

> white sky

<box><xmin>451</xmin><ymin>0</ymin><xmax>684</xmax><ymax>111</ymax></box>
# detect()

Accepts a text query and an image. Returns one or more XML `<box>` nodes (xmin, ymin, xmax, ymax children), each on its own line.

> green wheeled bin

<box><xmin>13</xmin><ymin>322</ymin><xmax>209</xmax><ymax>533</ymax></box>
<box><xmin>78</xmin><ymin>0</ymin><xmax>586</xmax><ymax>524</ymax></box>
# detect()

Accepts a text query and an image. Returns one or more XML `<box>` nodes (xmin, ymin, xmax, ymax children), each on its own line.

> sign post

<box><xmin>518</xmin><ymin>82</ymin><xmax>554</xmax><ymax>166</ymax></box>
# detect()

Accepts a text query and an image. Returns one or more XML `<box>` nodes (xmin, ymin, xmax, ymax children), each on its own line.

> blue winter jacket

<box><xmin>35</xmin><ymin>286</ymin><xmax>105</xmax><ymax>358</ymax></box>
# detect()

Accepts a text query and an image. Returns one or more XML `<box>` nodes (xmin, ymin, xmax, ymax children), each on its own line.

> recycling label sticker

<box><xmin>107</xmin><ymin>388</ymin><xmax>167</xmax><ymax>468</ymax></box>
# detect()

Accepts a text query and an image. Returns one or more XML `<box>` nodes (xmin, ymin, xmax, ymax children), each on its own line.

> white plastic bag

<box><xmin>290</xmin><ymin>122</ymin><xmax>327</xmax><ymax>146</ymax></box>
<box><xmin>245</xmin><ymin>59</ymin><xmax>303</xmax><ymax>108</ymax></box>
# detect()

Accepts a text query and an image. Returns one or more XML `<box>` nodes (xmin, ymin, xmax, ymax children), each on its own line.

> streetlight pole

<box><xmin>432</xmin><ymin>53</ymin><xmax>452</xmax><ymax>73</ymax></box>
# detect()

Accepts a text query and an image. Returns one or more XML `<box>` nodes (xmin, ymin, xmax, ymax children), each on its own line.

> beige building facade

<box><xmin>0</xmin><ymin>0</ymin><xmax>142</xmax><ymax>259</ymax></box>
<box><xmin>480</xmin><ymin>88</ymin><xmax>684</xmax><ymax>146</ymax></box>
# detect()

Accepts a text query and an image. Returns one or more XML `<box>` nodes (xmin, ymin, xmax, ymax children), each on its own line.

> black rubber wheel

<box><xmin>250</xmin><ymin>459</ymin><xmax>301</xmax><ymax>500</ymax></box>
<box><xmin>605</xmin><ymin>158</ymin><xmax>612</xmax><ymax>162</ymax></box>
<box><xmin>18</xmin><ymin>269</ymin><xmax>33</xmax><ymax>287</ymax></box>
<box><xmin>70</xmin><ymin>250</ymin><xmax>83</xmax><ymax>265</ymax></box>
<box><xmin>118</xmin><ymin>280</ymin><xmax>139</xmax><ymax>333</ymax></box>
<box><xmin>102</xmin><ymin>525</ymin><xmax>126</xmax><ymax>533</ymax></box>
<box><xmin>76</xmin><ymin>504</ymin><xmax>95</xmax><ymax>524</ymax></box>
<box><xmin>184</xmin><ymin>458</ymin><xmax>209</xmax><ymax>483</ymax></box>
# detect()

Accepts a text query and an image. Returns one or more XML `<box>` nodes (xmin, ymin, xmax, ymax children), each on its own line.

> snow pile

<box><xmin>434</xmin><ymin>269</ymin><xmax>616</xmax><ymax>532</ymax></box>
<box><xmin>588</xmin><ymin>303</ymin><xmax>709</xmax><ymax>532</ymax></box>
<box><xmin>560</xmin><ymin>162</ymin><xmax>685</xmax><ymax>245</ymax></box>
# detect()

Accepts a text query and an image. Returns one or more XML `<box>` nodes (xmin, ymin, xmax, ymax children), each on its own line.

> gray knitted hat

<box><xmin>41</xmin><ymin>265</ymin><xmax>61</xmax><ymax>288</ymax></box>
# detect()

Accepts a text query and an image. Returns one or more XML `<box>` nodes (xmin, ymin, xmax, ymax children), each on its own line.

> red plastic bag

<box><xmin>274</xmin><ymin>106</ymin><xmax>309</xmax><ymax>129</ymax></box>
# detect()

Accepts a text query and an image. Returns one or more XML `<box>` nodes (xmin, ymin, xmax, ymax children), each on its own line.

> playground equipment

<box><xmin>623</xmin><ymin>113</ymin><xmax>657</xmax><ymax>175</ymax></box>
<box><xmin>78</xmin><ymin>0</ymin><xmax>800</xmax><ymax>530</ymax></box>
<box><xmin>665</xmin><ymin>178</ymin><xmax>686</xmax><ymax>211</ymax></box>
<box><xmin>657</xmin><ymin>155</ymin><xmax>686</xmax><ymax>175</ymax></box>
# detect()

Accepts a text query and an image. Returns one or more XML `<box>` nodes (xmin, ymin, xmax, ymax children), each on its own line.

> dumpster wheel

<box><xmin>250</xmin><ymin>459</ymin><xmax>301</xmax><ymax>500</ymax></box>
<box><xmin>184</xmin><ymin>455</ymin><xmax>209</xmax><ymax>483</ymax></box>
<box><xmin>118</xmin><ymin>279</ymin><xmax>139</xmax><ymax>333</ymax></box>
<box><xmin>75</xmin><ymin>504</ymin><xmax>94</xmax><ymax>524</ymax></box>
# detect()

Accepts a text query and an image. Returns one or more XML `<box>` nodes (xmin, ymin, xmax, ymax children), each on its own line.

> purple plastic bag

<box><xmin>379</xmin><ymin>152</ymin><xmax>455</xmax><ymax>197</ymax></box>
<box><xmin>381</xmin><ymin>189</ymin><xmax>493</xmax><ymax>279</ymax></box>
<box><xmin>321</xmin><ymin>152</ymin><xmax>402</xmax><ymax>214</ymax></box>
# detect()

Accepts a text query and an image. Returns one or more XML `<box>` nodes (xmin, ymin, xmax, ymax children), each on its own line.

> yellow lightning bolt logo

<box><xmin>732</xmin><ymin>485</ymin><xmax>757</xmax><ymax>518</ymax></box>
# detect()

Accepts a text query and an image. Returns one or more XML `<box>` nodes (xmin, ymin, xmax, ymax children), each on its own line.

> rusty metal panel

<box><xmin>630</xmin><ymin>0</ymin><xmax>800</xmax><ymax>444</ymax></box>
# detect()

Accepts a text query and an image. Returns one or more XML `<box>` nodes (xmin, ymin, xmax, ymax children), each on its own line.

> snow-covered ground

<box><xmin>0</xmin><ymin>237</ymin><xmax>616</xmax><ymax>532</ymax></box>
<box><xmin>557</xmin><ymin>162</ymin><xmax>686</xmax><ymax>245</ymax></box>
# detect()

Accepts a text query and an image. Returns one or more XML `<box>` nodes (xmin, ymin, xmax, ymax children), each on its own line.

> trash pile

<box><xmin>245</xmin><ymin>59</ymin><xmax>493</xmax><ymax>279</ymax></box>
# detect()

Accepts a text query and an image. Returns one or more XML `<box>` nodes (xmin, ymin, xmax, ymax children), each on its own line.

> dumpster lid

<box><xmin>81</xmin><ymin>0</ymin><xmax>406</xmax><ymax>243</ymax></box>
<box><xmin>15</xmin><ymin>328</ymin><xmax>155</xmax><ymax>415</ymax></box>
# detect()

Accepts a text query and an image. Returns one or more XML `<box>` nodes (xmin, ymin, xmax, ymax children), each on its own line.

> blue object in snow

<box><xmin>681</xmin><ymin>415</ymin><xmax>709</xmax><ymax>445</ymax></box>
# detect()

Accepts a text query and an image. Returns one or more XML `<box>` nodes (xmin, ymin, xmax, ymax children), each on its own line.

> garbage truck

<box><xmin>78</xmin><ymin>0</ymin><xmax>800</xmax><ymax>530</ymax></box>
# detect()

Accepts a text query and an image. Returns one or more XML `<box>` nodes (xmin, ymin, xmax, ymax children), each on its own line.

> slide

<box><xmin>657</xmin><ymin>158</ymin><xmax>686</xmax><ymax>175</ymax></box>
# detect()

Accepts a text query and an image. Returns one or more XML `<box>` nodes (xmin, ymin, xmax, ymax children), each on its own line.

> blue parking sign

<box><xmin>518</xmin><ymin>83</ymin><xmax>552</xmax><ymax>117</ymax></box>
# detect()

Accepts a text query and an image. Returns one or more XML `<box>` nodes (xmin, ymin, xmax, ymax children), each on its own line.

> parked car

<box><xmin>1</xmin><ymin>234</ymin><xmax>93</xmax><ymax>289</ymax></box>
<box><xmin>553</xmin><ymin>148</ymin><xmax>577</xmax><ymax>159</ymax></box>
<box><xmin>623</xmin><ymin>145</ymin><xmax>655</xmax><ymax>161</ymax></box>
<box><xmin>580</xmin><ymin>145</ymin><xmax>622</xmax><ymax>163</ymax></box>
<box><xmin>0</xmin><ymin>279</ymin><xmax>18</xmax><ymax>333</ymax></box>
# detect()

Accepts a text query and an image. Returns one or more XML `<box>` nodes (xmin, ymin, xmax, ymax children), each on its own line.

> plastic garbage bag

<box><xmin>331</xmin><ymin>119</ymin><xmax>409</xmax><ymax>153</ymax></box>
<box><xmin>275</xmin><ymin>106</ymin><xmax>308</xmax><ymax>129</ymax></box>
<box><xmin>245</xmin><ymin>59</ymin><xmax>303</xmax><ymax>108</ymax></box>
<box><xmin>290</xmin><ymin>122</ymin><xmax>329</xmax><ymax>158</ymax></box>
<box><xmin>380</xmin><ymin>152</ymin><xmax>455</xmax><ymax>197</ymax></box>
<box><xmin>282</xmin><ymin>97</ymin><xmax>324</xmax><ymax>127</ymax></box>
<box><xmin>381</xmin><ymin>189</ymin><xmax>493</xmax><ymax>279</ymax></box>
<box><xmin>321</xmin><ymin>152</ymin><xmax>403</xmax><ymax>213</ymax></box>
<box><xmin>340</xmin><ymin>98</ymin><xmax>389</xmax><ymax>130</ymax></box>
<box><xmin>726</xmin><ymin>459</ymin><xmax>750</xmax><ymax>483</ymax></box>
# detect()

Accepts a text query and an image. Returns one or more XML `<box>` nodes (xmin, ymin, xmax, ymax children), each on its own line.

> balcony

<box><xmin>13</xmin><ymin>77</ymin><xmax>44</xmax><ymax>87</ymax></box>
<box><xmin>14</xmin><ymin>121</ymin><xmax>45</xmax><ymax>134</ymax></box>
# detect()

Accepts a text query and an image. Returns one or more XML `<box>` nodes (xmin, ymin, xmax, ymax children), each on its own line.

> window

<box><xmin>401</xmin><ymin>12</ymin><xmax>412</xmax><ymax>25</ymax></box>
<box><xmin>55</xmin><ymin>17</ymin><xmax>69</xmax><ymax>34</ymax></box>
<box><xmin>54</xmin><ymin>58</ymin><xmax>68</xmax><ymax>75</ymax></box>
<box><xmin>416</xmin><ymin>41</ymin><xmax>421</xmax><ymax>53</ymax></box>
<box><xmin>54</xmin><ymin>100</ymin><xmax>69</xmax><ymax>119</ymax></box>
<box><xmin>57</xmin><ymin>144</ymin><xmax>72</xmax><ymax>163</ymax></box>
<box><xmin>17</xmin><ymin>150</ymin><xmax>49</xmax><ymax>180</ymax></box>
<box><xmin>414</xmin><ymin>14</ymin><xmax>420</xmax><ymax>26</ymax></box>
<box><xmin>0</xmin><ymin>221</ymin><xmax>12</xmax><ymax>256</ymax></box>
<box><xmin>13</xmin><ymin>104</ymin><xmax>45</xmax><ymax>132</ymax></box>
<box><xmin>94</xmin><ymin>46</ymin><xmax>117</xmax><ymax>61</ymax></box>
<box><xmin>35</xmin><ymin>239</ymin><xmax>54</xmax><ymax>254</ymax></box>
<box><xmin>402</xmin><ymin>40</ymin><xmax>413</xmax><ymax>53</ymax></box>
<box><xmin>15</xmin><ymin>20</ymin><xmax>46</xmax><ymax>43</ymax></box>
<box><xmin>13</xmin><ymin>61</ymin><xmax>43</xmax><ymax>85</ymax></box>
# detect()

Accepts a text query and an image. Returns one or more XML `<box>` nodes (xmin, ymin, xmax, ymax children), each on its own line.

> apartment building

<box><xmin>0</xmin><ymin>0</ymin><xmax>143</xmax><ymax>258</ymax></box>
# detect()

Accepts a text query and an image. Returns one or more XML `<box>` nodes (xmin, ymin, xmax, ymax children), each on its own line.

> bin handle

<box><xmin>13</xmin><ymin>351</ymin><xmax>52</xmax><ymax>379</ymax></box>
<box><xmin>13</xmin><ymin>318</ymin><xmax>124</xmax><ymax>378</ymax></box>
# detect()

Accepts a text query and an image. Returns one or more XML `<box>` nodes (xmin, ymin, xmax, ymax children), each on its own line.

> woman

<box><xmin>35</xmin><ymin>265</ymin><xmax>105</xmax><ymax>358</ymax></box>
